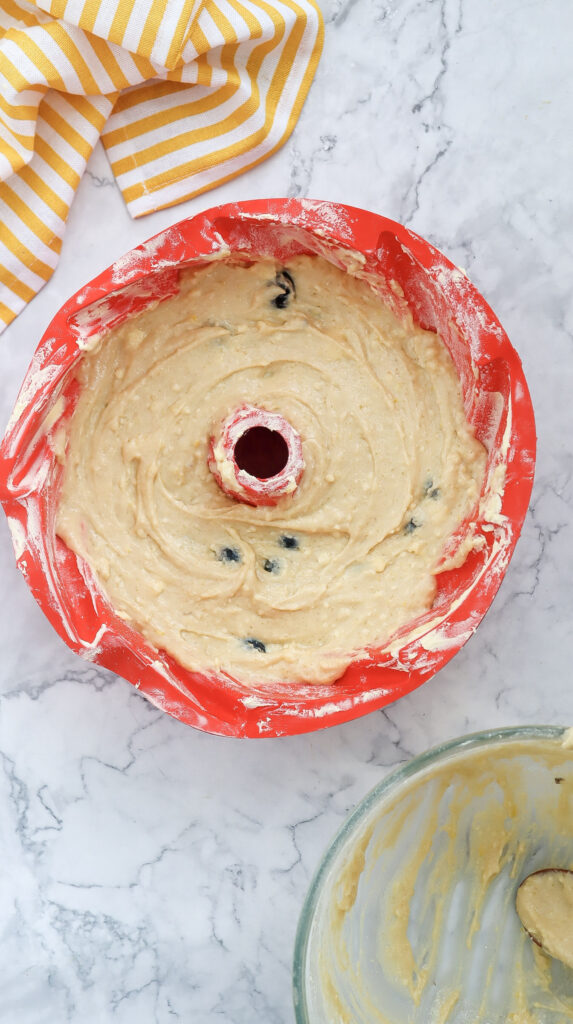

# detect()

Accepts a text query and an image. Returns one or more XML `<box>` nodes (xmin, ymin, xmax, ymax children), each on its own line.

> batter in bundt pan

<box><xmin>56</xmin><ymin>254</ymin><xmax>486</xmax><ymax>685</ymax></box>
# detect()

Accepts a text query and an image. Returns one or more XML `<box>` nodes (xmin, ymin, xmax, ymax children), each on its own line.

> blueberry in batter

<box><xmin>272</xmin><ymin>269</ymin><xmax>296</xmax><ymax>309</ymax></box>
<box><xmin>244</xmin><ymin>637</ymin><xmax>266</xmax><ymax>653</ymax></box>
<box><xmin>219</xmin><ymin>546</ymin><xmax>241</xmax><ymax>563</ymax></box>
<box><xmin>280</xmin><ymin>534</ymin><xmax>299</xmax><ymax>550</ymax></box>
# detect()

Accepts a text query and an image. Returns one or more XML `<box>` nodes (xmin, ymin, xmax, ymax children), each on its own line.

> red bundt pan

<box><xmin>0</xmin><ymin>200</ymin><xmax>536</xmax><ymax>737</ymax></box>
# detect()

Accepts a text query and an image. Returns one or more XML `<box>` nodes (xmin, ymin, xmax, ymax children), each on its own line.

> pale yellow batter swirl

<box><xmin>313</xmin><ymin>737</ymin><xmax>573</xmax><ymax>1023</ymax></box>
<box><xmin>56</xmin><ymin>255</ymin><xmax>486</xmax><ymax>684</ymax></box>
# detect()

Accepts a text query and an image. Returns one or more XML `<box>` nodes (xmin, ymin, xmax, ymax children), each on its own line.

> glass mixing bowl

<box><xmin>294</xmin><ymin>725</ymin><xmax>573</xmax><ymax>1024</ymax></box>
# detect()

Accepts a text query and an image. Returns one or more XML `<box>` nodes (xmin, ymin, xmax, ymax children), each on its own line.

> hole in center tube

<box><xmin>234</xmin><ymin>426</ymin><xmax>289</xmax><ymax>480</ymax></box>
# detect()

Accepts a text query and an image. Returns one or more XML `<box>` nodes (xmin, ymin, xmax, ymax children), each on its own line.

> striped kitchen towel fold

<box><xmin>0</xmin><ymin>0</ymin><xmax>323</xmax><ymax>333</ymax></box>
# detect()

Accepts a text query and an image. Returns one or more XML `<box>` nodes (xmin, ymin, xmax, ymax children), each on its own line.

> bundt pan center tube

<box><xmin>0</xmin><ymin>199</ymin><xmax>536</xmax><ymax>737</ymax></box>
<box><xmin>208</xmin><ymin>404</ymin><xmax>305</xmax><ymax>506</ymax></box>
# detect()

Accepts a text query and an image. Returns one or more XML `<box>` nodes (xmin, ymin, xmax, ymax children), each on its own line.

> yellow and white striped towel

<box><xmin>0</xmin><ymin>0</ymin><xmax>323</xmax><ymax>332</ymax></box>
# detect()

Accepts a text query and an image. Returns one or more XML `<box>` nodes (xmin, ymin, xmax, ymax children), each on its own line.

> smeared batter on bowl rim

<box><xmin>313</xmin><ymin>736</ymin><xmax>573</xmax><ymax>1024</ymax></box>
<box><xmin>56</xmin><ymin>254</ymin><xmax>486</xmax><ymax>685</ymax></box>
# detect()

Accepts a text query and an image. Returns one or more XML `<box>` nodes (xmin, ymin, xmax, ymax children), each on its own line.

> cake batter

<box><xmin>315</xmin><ymin>736</ymin><xmax>573</xmax><ymax>1023</ymax></box>
<box><xmin>56</xmin><ymin>255</ymin><xmax>486</xmax><ymax>684</ymax></box>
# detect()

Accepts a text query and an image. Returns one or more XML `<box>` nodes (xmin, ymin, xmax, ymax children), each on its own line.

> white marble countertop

<box><xmin>1</xmin><ymin>0</ymin><xmax>573</xmax><ymax>1020</ymax></box>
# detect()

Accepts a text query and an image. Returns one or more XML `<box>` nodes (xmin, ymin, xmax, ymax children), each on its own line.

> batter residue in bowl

<box><xmin>56</xmin><ymin>254</ymin><xmax>486</xmax><ymax>684</ymax></box>
<box><xmin>315</xmin><ymin>738</ymin><xmax>573</xmax><ymax>1023</ymax></box>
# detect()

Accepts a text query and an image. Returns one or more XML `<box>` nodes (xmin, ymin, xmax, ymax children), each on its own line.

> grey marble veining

<box><xmin>1</xmin><ymin>0</ymin><xmax>573</xmax><ymax>1020</ymax></box>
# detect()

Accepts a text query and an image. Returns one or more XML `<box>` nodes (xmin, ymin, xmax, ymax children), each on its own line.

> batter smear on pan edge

<box><xmin>56</xmin><ymin>255</ymin><xmax>486</xmax><ymax>685</ymax></box>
